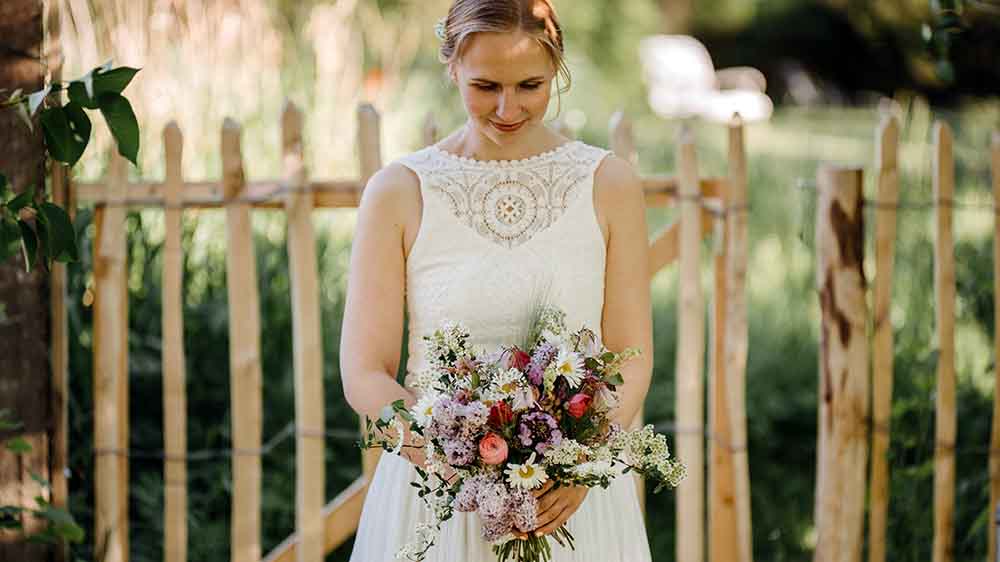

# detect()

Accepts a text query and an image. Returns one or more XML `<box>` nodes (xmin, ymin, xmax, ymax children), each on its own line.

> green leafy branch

<box><xmin>0</xmin><ymin>62</ymin><xmax>141</xmax><ymax>272</ymax></box>
<box><xmin>0</xmin><ymin>409</ymin><xmax>85</xmax><ymax>546</ymax></box>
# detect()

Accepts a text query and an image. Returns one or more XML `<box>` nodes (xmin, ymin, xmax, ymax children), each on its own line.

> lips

<box><xmin>491</xmin><ymin>119</ymin><xmax>526</xmax><ymax>133</ymax></box>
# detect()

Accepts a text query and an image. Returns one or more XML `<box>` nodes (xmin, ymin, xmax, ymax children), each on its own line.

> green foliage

<box><xmin>0</xmin><ymin>63</ymin><xmax>141</xmax><ymax>273</ymax></box>
<box><xmin>0</xmin><ymin>412</ymin><xmax>85</xmax><ymax>546</ymax></box>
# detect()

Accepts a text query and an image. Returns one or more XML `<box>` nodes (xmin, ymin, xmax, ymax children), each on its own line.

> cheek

<box><xmin>524</xmin><ymin>89</ymin><xmax>552</xmax><ymax>116</ymax></box>
<box><xmin>460</xmin><ymin>87</ymin><xmax>496</xmax><ymax>116</ymax></box>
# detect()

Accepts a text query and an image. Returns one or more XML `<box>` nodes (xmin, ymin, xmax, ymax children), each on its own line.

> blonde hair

<box><xmin>438</xmin><ymin>0</ymin><xmax>571</xmax><ymax>96</ymax></box>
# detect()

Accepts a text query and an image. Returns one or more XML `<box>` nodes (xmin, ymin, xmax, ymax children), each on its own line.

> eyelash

<box><xmin>474</xmin><ymin>83</ymin><xmax>542</xmax><ymax>91</ymax></box>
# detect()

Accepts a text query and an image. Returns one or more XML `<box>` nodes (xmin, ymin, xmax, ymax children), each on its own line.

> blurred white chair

<box><xmin>639</xmin><ymin>34</ymin><xmax>773</xmax><ymax>123</ymax></box>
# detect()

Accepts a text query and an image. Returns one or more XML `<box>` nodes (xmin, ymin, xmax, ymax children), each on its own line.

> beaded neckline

<box><xmin>428</xmin><ymin>140</ymin><xmax>580</xmax><ymax>168</ymax></box>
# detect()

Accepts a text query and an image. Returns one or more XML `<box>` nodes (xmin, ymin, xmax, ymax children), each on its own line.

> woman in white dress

<box><xmin>340</xmin><ymin>1</ymin><xmax>655</xmax><ymax>560</ymax></box>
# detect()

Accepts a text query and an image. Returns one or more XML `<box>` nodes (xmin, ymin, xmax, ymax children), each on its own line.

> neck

<box><xmin>450</xmin><ymin>121</ymin><xmax>564</xmax><ymax>161</ymax></box>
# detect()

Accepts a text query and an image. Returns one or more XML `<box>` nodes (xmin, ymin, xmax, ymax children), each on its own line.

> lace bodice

<box><xmin>396</xmin><ymin>140</ymin><xmax>612</xmax><ymax>388</ymax></box>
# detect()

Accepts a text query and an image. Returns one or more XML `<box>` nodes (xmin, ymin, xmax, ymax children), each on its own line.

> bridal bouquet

<box><xmin>361</xmin><ymin>306</ymin><xmax>686</xmax><ymax>562</ymax></box>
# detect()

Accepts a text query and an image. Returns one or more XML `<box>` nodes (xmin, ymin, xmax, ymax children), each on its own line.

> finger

<box><xmin>535</xmin><ymin>499</ymin><xmax>566</xmax><ymax>530</ymax></box>
<box><xmin>534</xmin><ymin>505</ymin><xmax>570</xmax><ymax>536</ymax></box>
<box><xmin>531</xmin><ymin>480</ymin><xmax>555</xmax><ymax>498</ymax></box>
<box><xmin>537</xmin><ymin>490</ymin><xmax>562</xmax><ymax>514</ymax></box>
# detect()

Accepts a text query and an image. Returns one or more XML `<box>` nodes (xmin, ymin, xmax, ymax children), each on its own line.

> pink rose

<box><xmin>478</xmin><ymin>432</ymin><xmax>509</xmax><ymax>465</ymax></box>
<box><xmin>566</xmin><ymin>393</ymin><xmax>593</xmax><ymax>419</ymax></box>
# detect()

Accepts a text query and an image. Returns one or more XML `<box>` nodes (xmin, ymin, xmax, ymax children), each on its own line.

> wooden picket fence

<box><xmin>812</xmin><ymin>115</ymin><xmax>1000</xmax><ymax>562</ymax></box>
<box><xmin>58</xmin><ymin>101</ymin><xmax>753</xmax><ymax>562</ymax></box>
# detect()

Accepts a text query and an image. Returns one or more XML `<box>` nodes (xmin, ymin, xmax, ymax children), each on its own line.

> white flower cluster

<box><xmin>612</xmin><ymin>424</ymin><xmax>686</xmax><ymax>487</ymax></box>
<box><xmin>570</xmin><ymin>459</ymin><xmax>618</xmax><ymax>479</ymax></box>
<box><xmin>425</xmin><ymin>320</ymin><xmax>471</xmax><ymax>368</ymax></box>
<box><xmin>395</xmin><ymin>522</ymin><xmax>439</xmax><ymax>561</ymax></box>
<box><xmin>541</xmin><ymin>438</ymin><xmax>591</xmax><ymax>466</ymax></box>
<box><xmin>534</xmin><ymin>305</ymin><xmax>567</xmax><ymax>344</ymax></box>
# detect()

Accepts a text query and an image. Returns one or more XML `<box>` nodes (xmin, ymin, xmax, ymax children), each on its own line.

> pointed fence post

<box><xmin>162</xmin><ymin>121</ymin><xmax>188</xmax><ymax>562</ymax></box>
<box><xmin>93</xmin><ymin>154</ymin><xmax>129</xmax><ymax>562</ymax></box>
<box><xmin>283</xmin><ymin>101</ymin><xmax>326</xmax><ymax>562</ymax></box>
<box><xmin>676</xmin><ymin>124</ymin><xmax>705</xmax><ymax>562</ymax></box>
<box><xmin>991</xmin><ymin>129</ymin><xmax>1000</xmax><ymax>562</ymax></box>
<box><xmin>868</xmin><ymin>115</ymin><xmax>899</xmax><ymax>562</ymax></box>
<box><xmin>223</xmin><ymin>117</ymin><xmax>263</xmax><ymax>562</ymax></box>
<box><xmin>932</xmin><ymin>121</ymin><xmax>956</xmax><ymax>562</ymax></box>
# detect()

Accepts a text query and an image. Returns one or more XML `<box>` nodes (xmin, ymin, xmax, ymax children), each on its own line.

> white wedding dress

<box><xmin>349</xmin><ymin>140</ymin><xmax>653</xmax><ymax>562</ymax></box>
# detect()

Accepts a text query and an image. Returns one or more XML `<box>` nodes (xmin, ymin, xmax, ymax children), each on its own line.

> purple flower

<box><xmin>509</xmin><ymin>488</ymin><xmax>538</xmax><ymax>532</ymax></box>
<box><xmin>480</xmin><ymin>513</ymin><xmax>514</xmax><ymax>542</ymax></box>
<box><xmin>527</xmin><ymin>342</ymin><xmax>557</xmax><ymax>386</ymax></box>
<box><xmin>442</xmin><ymin>438</ymin><xmax>475</xmax><ymax>466</ymax></box>
<box><xmin>454</xmin><ymin>474</ymin><xmax>493</xmax><ymax>512</ymax></box>
<box><xmin>517</xmin><ymin>410</ymin><xmax>563</xmax><ymax>454</ymax></box>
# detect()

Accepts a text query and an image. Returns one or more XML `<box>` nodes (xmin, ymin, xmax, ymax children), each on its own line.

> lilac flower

<box><xmin>454</xmin><ymin>474</ymin><xmax>493</xmax><ymax>512</ymax></box>
<box><xmin>442</xmin><ymin>438</ymin><xmax>475</xmax><ymax>466</ymax></box>
<box><xmin>481</xmin><ymin>513</ymin><xmax>514</xmax><ymax>542</ymax></box>
<box><xmin>509</xmin><ymin>488</ymin><xmax>538</xmax><ymax>532</ymax></box>
<box><xmin>527</xmin><ymin>342</ymin><xmax>557</xmax><ymax>386</ymax></box>
<box><xmin>517</xmin><ymin>410</ymin><xmax>563</xmax><ymax>454</ymax></box>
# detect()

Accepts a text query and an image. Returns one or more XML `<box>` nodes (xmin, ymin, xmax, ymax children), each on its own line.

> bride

<box><xmin>340</xmin><ymin>0</ymin><xmax>654</xmax><ymax>559</ymax></box>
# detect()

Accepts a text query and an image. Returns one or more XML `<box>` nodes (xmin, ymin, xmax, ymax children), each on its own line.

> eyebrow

<box><xmin>470</xmin><ymin>76</ymin><xmax>546</xmax><ymax>84</ymax></box>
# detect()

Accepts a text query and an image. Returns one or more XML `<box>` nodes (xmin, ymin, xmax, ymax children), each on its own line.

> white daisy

<box><xmin>412</xmin><ymin>391</ymin><xmax>442</xmax><ymax>429</ymax></box>
<box><xmin>491</xmin><ymin>368</ymin><xmax>525</xmax><ymax>396</ymax></box>
<box><xmin>505</xmin><ymin>452</ymin><xmax>548</xmax><ymax>490</ymax></box>
<box><xmin>553</xmin><ymin>345</ymin><xmax>585</xmax><ymax>388</ymax></box>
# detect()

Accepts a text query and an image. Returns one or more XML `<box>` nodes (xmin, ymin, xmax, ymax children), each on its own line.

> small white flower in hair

<box><xmin>434</xmin><ymin>17</ymin><xmax>447</xmax><ymax>41</ymax></box>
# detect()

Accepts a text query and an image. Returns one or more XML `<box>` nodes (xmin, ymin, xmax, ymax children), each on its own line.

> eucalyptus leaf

<box><xmin>98</xmin><ymin>93</ymin><xmax>139</xmax><ymax>165</ymax></box>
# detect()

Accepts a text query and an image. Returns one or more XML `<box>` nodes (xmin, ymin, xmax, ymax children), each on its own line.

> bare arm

<box><xmin>596</xmin><ymin>155</ymin><xmax>654</xmax><ymax>429</ymax></box>
<box><xmin>339</xmin><ymin>164</ymin><xmax>426</xmax><ymax>465</ymax></box>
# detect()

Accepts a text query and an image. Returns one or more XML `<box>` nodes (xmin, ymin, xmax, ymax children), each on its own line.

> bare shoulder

<box><xmin>359</xmin><ymin>162</ymin><xmax>421</xmax><ymax>225</ymax></box>
<box><xmin>594</xmin><ymin>154</ymin><xmax>643</xmax><ymax>222</ymax></box>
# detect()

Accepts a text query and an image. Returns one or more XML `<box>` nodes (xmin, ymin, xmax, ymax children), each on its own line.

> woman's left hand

<box><xmin>530</xmin><ymin>483</ymin><xmax>589</xmax><ymax>537</ymax></box>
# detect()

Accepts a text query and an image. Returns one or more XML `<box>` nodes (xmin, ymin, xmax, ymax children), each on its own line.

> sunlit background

<box><xmin>53</xmin><ymin>0</ymin><xmax>1000</xmax><ymax>560</ymax></box>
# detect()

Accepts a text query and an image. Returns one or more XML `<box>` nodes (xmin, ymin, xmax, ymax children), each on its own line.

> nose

<box><xmin>496</xmin><ymin>88</ymin><xmax>521</xmax><ymax>122</ymax></box>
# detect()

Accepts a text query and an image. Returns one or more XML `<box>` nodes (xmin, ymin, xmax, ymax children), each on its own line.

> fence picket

<box><xmin>932</xmin><ymin>121</ymin><xmax>957</xmax><ymax>562</ymax></box>
<box><xmin>282</xmin><ymin>101</ymin><xmax>326</xmax><ymax>562</ymax></box>
<box><xmin>222</xmin><ymin>118</ymin><xmax>263</xmax><ymax>562</ymax></box>
<box><xmin>93</xmin><ymin>155</ymin><xmax>129</xmax><ymax>562</ymax></box>
<box><xmin>726</xmin><ymin>114</ymin><xmax>753</xmax><ymax>562</ymax></box>
<box><xmin>676</xmin><ymin>124</ymin><xmax>705</xmax><ymax>562</ymax></box>
<box><xmin>992</xmin><ymin>129</ymin><xmax>1000</xmax><ymax>562</ymax></box>
<box><xmin>162</xmin><ymin>121</ymin><xmax>188</xmax><ymax>562</ymax></box>
<box><xmin>869</xmin><ymin>115</ymin><xmax>899</xmax><ymax>562</ymax></box>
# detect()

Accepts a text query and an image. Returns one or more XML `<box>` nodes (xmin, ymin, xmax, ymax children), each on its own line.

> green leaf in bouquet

<box><xmin>603</xmin><ymin>373</ymin><xmax>624</xmax><ymax>386</ymax></box>
<box><xmin>600</xmin><ymin>351</ymin><xmax>616</xmax><ymax>363</ymax></box>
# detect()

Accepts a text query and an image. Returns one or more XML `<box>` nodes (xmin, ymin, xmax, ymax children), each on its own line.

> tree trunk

<box><xmin>0</xmin><ymin>0</ymin><xmax>55</xmax><ymax>561</ymax></box>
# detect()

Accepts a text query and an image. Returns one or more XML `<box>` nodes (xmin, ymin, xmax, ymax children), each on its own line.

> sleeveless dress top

<box><xmin>349</xmin><ymin>140</ymin><xmax>653</xmax><ymax>562</ymax></box>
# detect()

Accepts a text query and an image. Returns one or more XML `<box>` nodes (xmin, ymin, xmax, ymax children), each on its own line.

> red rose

<box><xmin>566</xmin><ymin>393</ymin><xmax>593</xmax><ymax>419</ymax></box>
<box><xmin>511</xmin><ymin>348</ymin><xmax>532</xmax><ymax>371</ymax></box>
<box><xmin>489</xmin><ymin>401</ymin><xmax>514</xmax><ymax>427</ymax></box>
<box><xmin>479</xmin><ymin>432</ymin><xmax>509</xmax><ymax>465</ymax></box>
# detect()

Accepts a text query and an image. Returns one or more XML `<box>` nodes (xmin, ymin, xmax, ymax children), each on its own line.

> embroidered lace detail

<box><xmin>418</xmin><ymin>141</ymin><xmax>607</xmax><ymax>249</ymax></box>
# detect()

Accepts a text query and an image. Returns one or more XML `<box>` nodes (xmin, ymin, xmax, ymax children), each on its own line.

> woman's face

<box><xmin>451</xmin><ymin>31</ymin><xmax>557</xmax><ymax>146</ymax></box>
